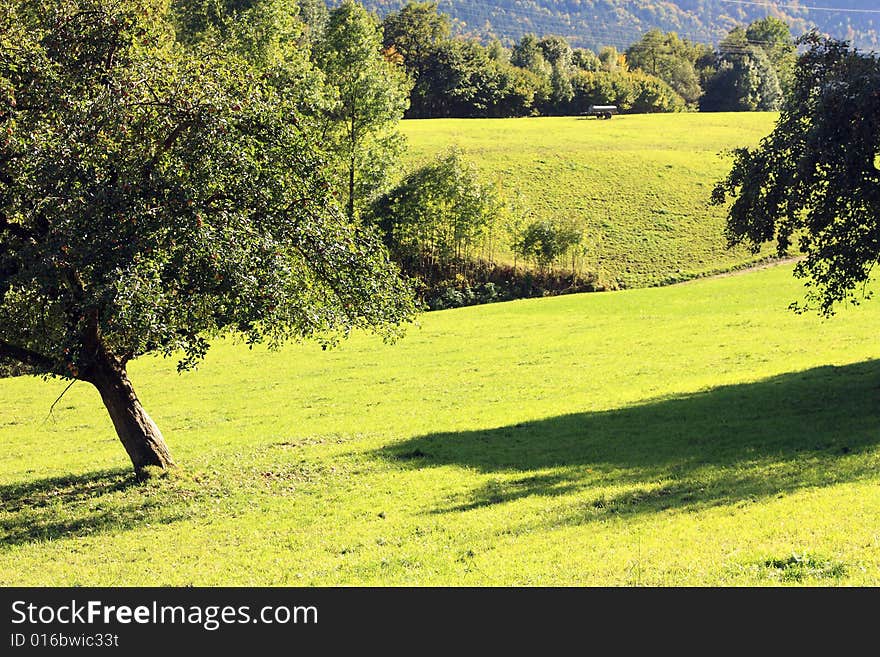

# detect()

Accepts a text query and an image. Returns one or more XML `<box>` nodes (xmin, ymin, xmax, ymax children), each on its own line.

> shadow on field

<box><xmin>0</xmin><ymin>469</ymin><xmax>184</xmax><ymax>549</ymax></box>
<box><xmin>385</xmin><ymin>361</ymin><xmax>880</xmax><ymax>524</ymax></box>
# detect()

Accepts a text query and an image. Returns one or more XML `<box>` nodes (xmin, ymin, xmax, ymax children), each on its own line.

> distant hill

<box><xmin>358</xmin><ymin>0</ymin><xmax>880</xmax><ymax>51</ymax></box>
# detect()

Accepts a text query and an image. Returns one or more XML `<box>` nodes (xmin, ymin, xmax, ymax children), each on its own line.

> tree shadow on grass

<box><xmin>0</xmin><ymin>469</ymin><xmax>188</xmax><ymax>549</ymax></box>
<box><xmin>384</xmin><ymin>361</ymin><xmax>880</xmax><ymax>526</ymax></box>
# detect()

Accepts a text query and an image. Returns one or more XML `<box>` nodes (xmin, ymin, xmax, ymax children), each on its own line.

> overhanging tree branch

<box><xmin>0</xmin><ymin>340</ymin><xmax>57</xmax><ymax>371</ymax></box>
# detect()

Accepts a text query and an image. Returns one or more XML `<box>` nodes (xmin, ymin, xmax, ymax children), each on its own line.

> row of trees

<box><xmin>380</xmin><ymin>2</ymin><xmax>685</xmax><ymax>117</ymax></box>
<box><xmin>378</xmin><ymin>2</ymin><xmax>798</xmax><ymax>116</ymax></box>
<box><xmin>628</xmin><ymin>18</ymin><xmax>795</xmax><ymax>112</ymax></box>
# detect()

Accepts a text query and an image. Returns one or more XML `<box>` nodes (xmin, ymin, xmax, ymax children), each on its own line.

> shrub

<box><xmin>421</xmin><ymin>260</ymin><xmax>600</xmax><ymax>310</ymax></box>
<box><xmin>512</xmin><ymin>219</ymin><xmax>583</xmax><ymax>271</ymax></box>
<box><xmin>370</xmin><ymin>148</ymin><xmax>502</xmax><ymax>276</ymax></box>
<box><xmin>571</xmin><ymin>70</ymin><xmax>686</xmax><ymax>113</ymax></box>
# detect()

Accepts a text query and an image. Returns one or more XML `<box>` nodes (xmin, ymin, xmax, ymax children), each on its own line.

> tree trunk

<box><xmin>348</xmin><ymin>163</ymin><xmax>355</xmax><ymax>221</ymax></box>
<box><xmin>89</xmin><ymin>349</ymin><xmax>174</xmax><ymax>475</ymax></box>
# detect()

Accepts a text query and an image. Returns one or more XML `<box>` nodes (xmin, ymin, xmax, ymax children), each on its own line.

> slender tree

<box><xmin>316</xmin><ymin>0</ymin><xmax>411</xmax><ymax>220</ymax></box>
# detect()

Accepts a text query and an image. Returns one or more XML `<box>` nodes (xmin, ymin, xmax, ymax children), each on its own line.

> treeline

<box><xmin>380</xmin><ymin>2</ymin><xmax>684</xmax><ymax>117</ymax></box>
<box><xmin>361</xmin><ymin>0</ymin><xmax>880</xmax><ymax>53</ymax></box>
<box><xmin>630</xmin><ymin>21</ymin><xmax>795</xmax><ymax>112</ymax></box>
<box><xmin>376</xmin><ymin>2</ymin><xmax>796</xmax><ymax>117</ymax></box>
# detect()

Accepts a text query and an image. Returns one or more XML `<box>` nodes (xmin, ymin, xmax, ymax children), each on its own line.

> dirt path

<box><xmin>677</xmin><ymin>256</ymin><xmax>802</xmax><ymax>285</ymax></box>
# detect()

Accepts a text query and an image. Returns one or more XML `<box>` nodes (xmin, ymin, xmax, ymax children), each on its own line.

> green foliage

<box><xmin>398</xmin><ymin>19</ymin><xmax>685</xmax><ymax>118</ymax></box>
<box><xmin>662</xmin><ymin>58</ymin><xmax>702</xmax><ymax>107</ymax></box>
<box><xmin>626</xmin><ymin>29</ymin><xmax>670</xmax><ymax>77</ymax></box>
<box><xmin>713</xmin><ymin>35</ymin><xmax>880</xmax><ymax>315</ymax></box>
<box><xmin>571</xmin><ymin>70</ymin><xmax>686</xmax><ymax>114</ymax></box>
<box><xmin>0</xmin><ymin>0</ymin><xmax>415</xmax><ymax>381</ymax></box>
<box><xmin>701</xmin><ymin>27</ymin><xmax>782</xmax><ymax>112</ymax></box>
<box><xmin>572</xmin><ymin>48</ymin><xmax>600</xmax><ymax>72</ymax></box>
<box><xmin>486</xmin><ymin>39</ymin><xmax>508</xmax><ymax>64</ymax></box>
<box><xmin>406</xmin><ymin>37</ymin><xmax>551</xmax><ymax>118</ymax></box>
<box><xmin>537</xmin><ymin>35</ymin><xmax>572</xmax><ymax>68</ymax></box>
<box><xmin>513</xmin><ymin>220</ymin><xmax>582</xmax><ymax>271</ymax></box>
<box><xmin>172</xmin><ymin>0</ymin><xmax>263</xmax><ymax>42</ymax></box>
<box><xmin>172</xmin><ymin>0</ymin><xmax>303</xmax><ymax>64</ymax></box>
<box><xmin>358</xmin><ymin>0</ymin><xmax>880</xmax><ymax>52</ymax></box>
<box><xmin>296</xmin><ymin>0</ymin><xmax>329</xmax><ymax>46</ymax></box>
<box><xmin>548</xmin><ymin>62</ymin><xmax>574</xmax><ymax>113</ymax></box>
<box><xmin>746</xmin><ymin>16</ymin><xmax>796</xmax><ymax>94</ymax></box>
<box><xmin>423</xmin><ymin>266</ymin><xmax>598</xmax><ymax>310</ymax></box>
<box><xmin>5</xmin><ymin>265</ymin><xmax>880</xmax><ymax>584</ymax></box>
<box><xmin>760</xmin><ymin>553</ymin><xmax>847</xmax><ymax>583</ymax></box>
<box><xmin>410</xmin><ymin>39</ymin><xmax>495</xmax><ymax>117</ymax></box>
<box><xmin>372</xmin><ymin>3</ymin><xmax>810</xmax><ymax>117</ymax></box>
<box><xmin>314</xmin><ymin>0</ymin><xmax>412</xmax><ymax>220</ymax></box>
<box><xmin>371</xmin><ymin>149</ymin><xmax>501</xmax><ymax>268</ymax></box>
<box><xmin>0</xmin><ymin>359</ymin><xmax>31</xmax><ymax>378</ymax></box>
<box><xmin>382</xmin><ymin>0</ymin><xmax>450</xmax><ymax>78</ymax></box>
<box><xmin>626</xmin><ymin>29</ymin><xmax>709</xmax><ymax>106</ymax></box>
<box><xmin>378</xmin><ymin>3</ymin><xmax>744</xmax><ymax>117</ymax></box>
<box><xmin>511</xmin><ymin>33</ymin><xmax>548</xmax><ymax>75</ymax></box>
<box><xmin>492</xmin><ymin>64</ymin><xmax>545</xmax><ymax>117</ymax></box>
<box><xmin>598</xmin><ymin>46</ymin><xmax>621</xmax><ymax>73</ymax></box>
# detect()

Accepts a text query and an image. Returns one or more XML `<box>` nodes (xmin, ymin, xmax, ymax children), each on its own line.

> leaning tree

<box><xmin>0</xmin><ymin>0</ymin><xmax>415</xmax><ymax>474</ymax></box>
<box><xmin>712</xmin><ymin>34</ymin><xmax>880</xmax><ymax>314</ymax></box>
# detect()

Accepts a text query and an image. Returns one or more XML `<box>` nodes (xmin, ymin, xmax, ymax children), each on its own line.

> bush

<box><xmin>0</xmin><ymin>359</ymin><xmax>32</xmax><ymax>378</ymax></box>
<box><xmin>371</xmin><ymin>151</ymin><xmax>602</xmax><ymax>311</ymax></box>
<box><xmin>370</xmin><ymin>148</ymin><xmax>501</xmax><ymax>275</ymax></box>
<box><xmin>571</xmin><ymin>70</ymin><xmax>686</xmax><ymax>113</ymax></box>
<box><xmin>421</xmin><ymin>260</ymin><xmax>601</xmax><ymax>310</ymax></box>
<box><xmin>512</xmin><ymin>219</ymin><xmax>582</xmax><ymax>271</ymax></box>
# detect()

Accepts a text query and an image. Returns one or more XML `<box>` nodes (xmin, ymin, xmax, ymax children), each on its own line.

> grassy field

<box><xmin>2</xmin><ymin>263</ymin><xmax>880</xmax><ymax>585</ymax></box>
<box><xmin>401</xmin><ymin>113</ymin><xmax>778</xmax><ymax>288</ymax></box>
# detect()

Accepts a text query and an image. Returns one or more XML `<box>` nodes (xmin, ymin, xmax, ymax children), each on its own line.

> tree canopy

<box><xmin>0</xmin><ymin>0</ymin><xmax>415</xmax><ymax>472</ymax></box>
<box><xmin>382</xmin><ymin>0</ymin><xmax>449</xmax><ymax>79</ymax></box>
<box><xmin>712</xmin><ymin>35</ymin><xmax>880</xmax><ymax>315</ymax></box>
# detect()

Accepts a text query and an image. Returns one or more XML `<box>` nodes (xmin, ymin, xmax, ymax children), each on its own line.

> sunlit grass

<box><xmin>401</xmin><ymin>113</ymin><xmax>778</xmax><ymax>288</ymax></box>
<box><xmin>2</xmin><ymin>263</ymin><xmax>880</xmax><ymax>585</ymax></box>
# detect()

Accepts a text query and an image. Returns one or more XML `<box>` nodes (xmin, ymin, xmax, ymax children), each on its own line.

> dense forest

<box><xmin>367</xmin><ymin>2</ymin><xmax>795</xmax><ymax>118</ymax></box>
<box><xmin>359</xmin><ymin>0</ymin><xmax>880</xmax><ymax>51</ymax></box>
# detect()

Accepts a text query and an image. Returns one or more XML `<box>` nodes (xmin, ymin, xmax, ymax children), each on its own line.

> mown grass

<box><xmin>2</xmin><ymin>263</ymin><xmax>880</xmax><ymax>585</ymax></box>
<box><xmin>401</xmin><ymin>113</ymin><xmax>778</xmax><ymax>288</ymax></box>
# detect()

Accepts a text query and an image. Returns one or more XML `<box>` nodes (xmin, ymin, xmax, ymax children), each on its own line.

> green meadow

<box><xmin>2</xmin><ymin>263</ymin><xmax>880</xmax><ymax>585</ymax></box>
<box><xmin>401</xmin><ymin>113</ymin><xmax>778</xmax><ymax>287</ymax></box>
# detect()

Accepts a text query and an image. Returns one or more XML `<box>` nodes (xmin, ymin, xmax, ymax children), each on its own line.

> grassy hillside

<box><xmin>3</xmin><ymin>263</ymin><xmax>880</xmax><ymax>585</ymax></box>
<box><xmin>401</xmin><ymin>113</ymin><xmax>778</xmax><ymax>288</ymax></box>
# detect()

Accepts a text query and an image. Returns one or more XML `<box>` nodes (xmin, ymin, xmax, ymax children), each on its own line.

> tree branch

<box><xmin>142</xmin><ymin>118</ymin><xmax>196</xmax><ymax>179</ymax></box>
<box><xmin>0</xmin><ymin>340</ymin><xmax>56</xmax><ymax>371</ymax></box>
<box><xmin>44</xmin><ymin>379</ymin><xmax>77</xmax><ymax>423</ymax></box>
<box><xmin>0</xmin><ymin>214</ymin><xmax>38</xmax><ymax>243</ymax></box>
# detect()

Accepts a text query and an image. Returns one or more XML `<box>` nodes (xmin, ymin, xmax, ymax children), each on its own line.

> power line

<box><xmin>362</xmin><ymin>0</ymin><xmax>880</xmax><ymax>51</ymax></box>
<box><xmin>718</xmin><ymin>0</ymin><xmax>880</xmax><ymax>14</ymax></box>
